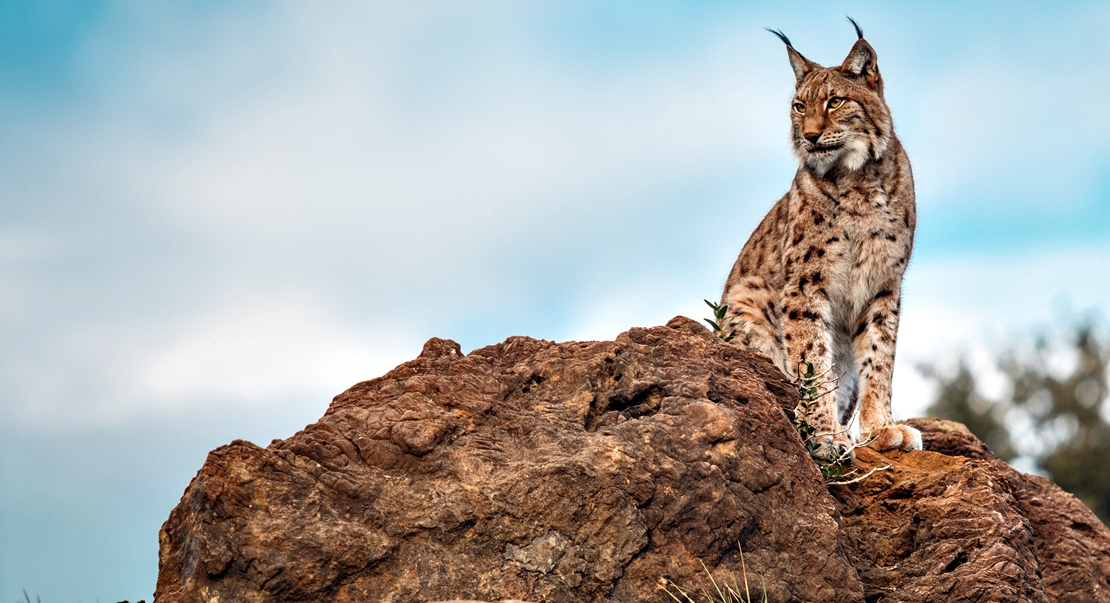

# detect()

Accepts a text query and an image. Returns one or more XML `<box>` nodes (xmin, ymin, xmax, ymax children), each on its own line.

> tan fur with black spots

<box><xmin>722</xmin><ymin>20</ymin><xmax>921</xmax><ymax>461</ymax></box>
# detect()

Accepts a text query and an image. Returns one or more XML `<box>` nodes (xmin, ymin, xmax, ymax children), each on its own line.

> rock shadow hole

<box><xmin>585</xmin><ymin>383</ymin><xmax>664</xmax><ymax>431</ymax></box>
<box><xmin>942</xmin><ymin>550</ymin><xmax>969</xmax><ymax>574</ymax></box>
<box><xmin>521</xmin><ymin>374</ymin><xmax>545</xmax><ymax>394</ymax></box>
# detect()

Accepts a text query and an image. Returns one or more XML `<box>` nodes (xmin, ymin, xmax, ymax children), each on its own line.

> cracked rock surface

<box><xmin>154</xmin><ymin>317</ymin><xmax>1110</xmax><ymax>603</ymax></box>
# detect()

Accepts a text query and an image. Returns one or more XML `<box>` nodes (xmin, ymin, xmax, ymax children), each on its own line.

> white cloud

<box><xmin>2</xmin><ymin>292</ymin><xmax>419</xmax><ymax>430</ymax></box>
<box><xmin>136</xmin><ymin>296</ymin><xmax>414</xmax><ymax>404</ymax></box>
<box><xmin>0</xmin><ymin>230</ymin><xmax>55</xmax><ymax>320</ymax></box>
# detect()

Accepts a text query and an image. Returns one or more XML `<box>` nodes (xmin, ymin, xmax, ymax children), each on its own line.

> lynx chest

<box><xmin>788</xmin><ymin>186</ymin><xmax>911</xmax><ymax>321</ymax></box>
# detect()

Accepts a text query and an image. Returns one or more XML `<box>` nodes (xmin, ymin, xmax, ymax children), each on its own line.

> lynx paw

<box><xmin>810</xmin><ymin>434</ymin><xmax>856</xmax><ymax>462</ymax></box>
<box><xmin>862</xmin><ymin>424</ymin><xmax>922</xmax><ymax>452</ymax></box>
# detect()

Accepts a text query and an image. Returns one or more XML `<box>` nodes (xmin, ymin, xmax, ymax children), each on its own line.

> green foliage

<box><xmin>792</xmin><ymin>362</ymin><xmax>853</xmax><ymax>481</ymax></box>
<box><xmin>919</xmin><ymin>319</ymin><xmax>1110</xmax><ymax>525</ymax></box>
<box><xmin>796</xmin><ymin>361</ymin><xmax>822</xmax><ymax>401</ymax></box>
<box><xmin>703</xmin><ymin>300</ymin><xmax>735</xmax><ymax>343</ymax></box>
<box><xmin>660</xmin><ymin>543</ymin><xmax>767</xmax><ymax>603</ymax></box>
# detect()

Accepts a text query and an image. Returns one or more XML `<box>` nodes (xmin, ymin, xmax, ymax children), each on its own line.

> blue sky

<box><xmin>2</xmin><ymin>1</ymin><xmax>1109</xmax><ymax>600</ymax></box>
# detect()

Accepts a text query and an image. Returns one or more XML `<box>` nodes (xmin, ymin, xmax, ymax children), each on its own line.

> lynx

<box><xmin>720</xmin><ymin>20</ymin><xmax>922</xmax><ymax>461</ymax></box>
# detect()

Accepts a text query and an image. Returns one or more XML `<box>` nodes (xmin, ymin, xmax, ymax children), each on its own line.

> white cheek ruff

<box><xmin>804</xmin><ymin>152</ymin><xmax>839</xmax><ymax>176</ymax></box>
<box><xmin>839</xmin><ymin>137</ymin><xmax>872</xmax><ymax>172</ymax></box>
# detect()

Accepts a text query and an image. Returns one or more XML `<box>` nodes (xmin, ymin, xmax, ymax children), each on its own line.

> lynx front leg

<box><xmin>853</xmin><ymin>287</ymin><xmax>922</xmax><ymax>452</ymax></box>
<box><xmin>721</xmin><ymin>277</ymin><xmax>788</xmax><ymax>373</ymax></box>
<box><xmin>782</xmin><ymin>285</ymin><xmax>850</xmax><ymax>461</ymax></box>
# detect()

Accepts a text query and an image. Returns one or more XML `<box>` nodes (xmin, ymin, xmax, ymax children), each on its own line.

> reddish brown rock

<box><xmin>154</xmin><ymin>318</ymin><xmax>1110</xmax><ymax>603</ymax></box>
<box><xmin>906</xmin><ymin>418</ymin><xmax>1110</xmax><ymax>603</ymax></box>
<box><xmin>825</xmin><ymin>418</ymin><xmax>1110</xmax><ymax>603</ymax></box>
<box><xmin>155</xmin><ymin>318</ymin><xmax>860</xmax><ymax>602</ymax></box>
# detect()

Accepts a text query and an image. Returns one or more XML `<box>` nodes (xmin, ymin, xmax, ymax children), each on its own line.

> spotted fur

<box><xmin>721</xmin><ymin>23</ymin><xmax>922</xmax><ymax>460</ymax></box>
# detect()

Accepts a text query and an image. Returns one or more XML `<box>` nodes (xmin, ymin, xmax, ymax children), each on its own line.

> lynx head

<box><xmin>768</xmin><ymin>18</ymin><xmax>893</xmax><ymax>176</ymax></box>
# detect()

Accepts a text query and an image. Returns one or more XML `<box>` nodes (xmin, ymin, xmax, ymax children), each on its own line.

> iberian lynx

<box><xmin>720</xmin><ymin>20</ymin><xmax>921</xmax><ymax>460</ymax></box>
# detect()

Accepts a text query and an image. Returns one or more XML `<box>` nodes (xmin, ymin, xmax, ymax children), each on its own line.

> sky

<box><xmin>2</xmin><ymin>1</ymin><xmax>1109</xmax><ymax>600</ymax></box>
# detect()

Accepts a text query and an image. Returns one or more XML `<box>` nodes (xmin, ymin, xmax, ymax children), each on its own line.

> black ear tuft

<box><xmin>767</xmin><ymin>27</ymin><xmax>814</xmax><ymax>85</ymax></box>
<box><xmin>765</xmin><ymin>28</ymin><xmax>793</xmax><ymax>48</ymax></box>
<box><xmin>846</xmin><ymin>16</ymin><xmax>863</xmax><ymax>40</ymax></box>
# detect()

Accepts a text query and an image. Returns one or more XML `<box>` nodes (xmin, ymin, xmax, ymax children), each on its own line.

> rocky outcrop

<box><xmin>154</xmin><ymin>318</ymin><xmax>1110</xmax><ymax>603</ymax></box>
<box><xmin>896</xmin><ymin>418</ymin><xmax>1110</xmax><ymax>603</ymax></box>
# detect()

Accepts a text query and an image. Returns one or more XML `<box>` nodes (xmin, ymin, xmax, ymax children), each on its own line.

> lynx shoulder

<box><xmin>720</xmin><ymin>20</ymin><xmax>921</xmax><ymax>461</ymax></box>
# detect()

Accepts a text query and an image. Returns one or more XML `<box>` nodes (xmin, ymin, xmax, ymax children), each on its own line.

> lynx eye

<box><xmin>792</xmin><ymin>102</ymin><xmax>806</xmax><ymax>114</ymax></box>
<box><xmin>828</xmin><ymin>97</ymin><xmax>845</xmax><ymax>110</ymax></box>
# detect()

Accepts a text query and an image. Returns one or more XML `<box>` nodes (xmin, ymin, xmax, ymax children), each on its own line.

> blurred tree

<box><xmin>919</xmin><ymin>321</ymin><xmax>1110</xmax><ymax>525</ymax></box>
<box><xmin>919</xmin><ymin>361</ymin><xmax>1016</xmax><ymax>462</ymax></box>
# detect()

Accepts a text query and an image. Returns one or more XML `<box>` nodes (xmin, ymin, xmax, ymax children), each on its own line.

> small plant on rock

<box><xmin>703</xmin><ymin>300</ymin><xmax>735</xmax><ymax>343</ymax></box>
<box><xmin>793</xmin><ymin>362</ymin><xmax>890</xmax><ymax>484</ymax></box>
<box><xmin>793</xmin><ymin>361</ymin><xmax>852</xmax><ymax>480</ymax></box>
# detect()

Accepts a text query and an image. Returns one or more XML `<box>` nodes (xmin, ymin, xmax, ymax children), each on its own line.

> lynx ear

<box><xmin>840</xmin><ymin>38</ymin><xmax>882</xmax><ymax>92</ymax></box>
<box><xmin>766</xmin><ymin>28</ymin><xmax>813</xmax><ymax>86</ymax></box>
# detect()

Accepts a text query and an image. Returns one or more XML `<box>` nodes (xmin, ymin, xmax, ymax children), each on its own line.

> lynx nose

<box><xmin>804</xmin><ymin>132</ymin><xmax>822</xmax><ymax>145</ymax></box>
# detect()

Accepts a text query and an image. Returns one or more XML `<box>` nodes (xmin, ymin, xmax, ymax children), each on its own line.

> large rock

<box><xmin>825</xmin><ymin>416</ymin><xmax>1110</xmax><ymax>603</ymax></box>
<box><xmin>154</xmin><ymin>318</ymin><xmax>1110</xmax><ymax>603</ymax></box>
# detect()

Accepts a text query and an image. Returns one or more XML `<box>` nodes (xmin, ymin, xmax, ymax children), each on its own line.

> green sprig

<box><xmin>703</xmin><ymin>299</ymin><xmax>735</xmax><ymax>343</ymax></box>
